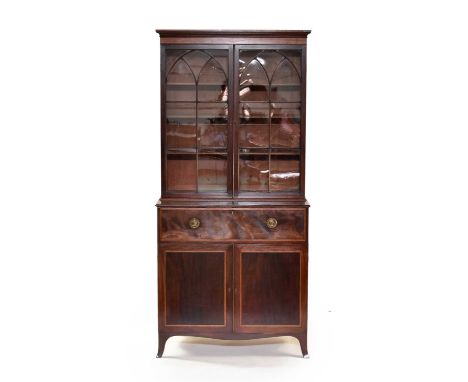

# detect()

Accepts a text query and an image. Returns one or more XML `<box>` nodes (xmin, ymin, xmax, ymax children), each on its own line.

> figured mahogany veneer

<box><xmin>159</xmin><ymin>208</ymin><xmax>306</xmax><ymax>242</ymax></box>
<box><xmin>156</xmin><ymin>30</ymin><xmax>311</xmax><ymax>359</ymax></box>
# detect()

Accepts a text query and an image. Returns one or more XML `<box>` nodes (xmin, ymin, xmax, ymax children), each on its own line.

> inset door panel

<box><xmin>159</xmin><ymin>244</ymin><xmax>232</xmax><ymax>332</ymax></box>
<box><xmin>234</xmin><ymin>244</ymin><xmax>307</xmax><ymax>333</ymax></box>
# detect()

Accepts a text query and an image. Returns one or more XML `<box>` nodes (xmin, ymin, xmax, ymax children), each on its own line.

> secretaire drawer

<box><xmin>159</xmin><ymin>208</ymin><xmax>307</xmax><ymax>242</ymax></box>
<box><xmin>235</xmin><ymin>209</ymin><xmax>306</xmax><ymax>241</ymax></box>
<box><xmin>159</xmin><ymin>209</ymin><xmax>236</xmax><ymax>241</ymax></box>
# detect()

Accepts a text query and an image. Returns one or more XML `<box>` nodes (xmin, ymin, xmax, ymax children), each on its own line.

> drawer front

<box><xmin>159</xmin><ymin>209</ymin><xmax>236</xmax><ymax>241</ymax></box>
<box><xmin>235</xmin><ymin>209</ymin><xmax>306</xmax><ymax>241</ymax></box>
<box><xmin>160</xmin><ymin>208</ymin><xmax>306</xmax><ymax>242</ymax></box>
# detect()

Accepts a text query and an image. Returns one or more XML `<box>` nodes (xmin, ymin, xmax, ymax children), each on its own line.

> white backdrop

<box><xmin>1</xmin><ymin>1</ymin><xmax>467</xmax><ymax>381</ymax></box>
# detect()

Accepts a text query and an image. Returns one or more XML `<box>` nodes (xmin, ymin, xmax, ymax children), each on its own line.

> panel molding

<box><xmin>159</xmin><ymin>244</ymin><xmax>232</xmax><ymax>332</ymax></box>
<box><xmin>233</xmin><ymin>244</ymin><xmax>307</xmax><ymax>334</ymax></box>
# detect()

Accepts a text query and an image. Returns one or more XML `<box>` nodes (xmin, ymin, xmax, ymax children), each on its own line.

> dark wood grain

<box><xmin>165</xmin><ymin>251</ymin><xmax>225</xmax><ymax>325</ymax></box>
<box><xmin>240</xmin><ymin>251</ymin><xmax>300</xmax><ymax>325</ymax></box>
<box><xmin>233</xmin><ymin>244</ymin><xmax>307</xmax><ymax>334</ymax></box>
<box><xmin>159</xmin><ymin>208</ymin><xmax>305</xmax><ymax>242</ymax></box>
<box><xmin>159</xmin><ymin>209</ymin><xmax>235</xmax><ymax>241</ymax></box>
<box><xmin>234</xmin><ymin>209</ymin><xmax>305</xmax><ymax>240</ymax></box>
<box><xmin>159</xmin><ymin>244</ymin><xmax>232</xmax><ymax>332</ymax></box>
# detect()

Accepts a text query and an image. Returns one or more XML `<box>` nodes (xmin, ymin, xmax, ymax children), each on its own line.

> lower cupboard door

<box><xmin>234</xmin><ymin>244</ymin><xmax>307</xmax><ymax>333</ymax></box>
<box><xmin>159</xmin><ymin>244</ymin><xmax>232</xmax><ymax>332</ymax></box>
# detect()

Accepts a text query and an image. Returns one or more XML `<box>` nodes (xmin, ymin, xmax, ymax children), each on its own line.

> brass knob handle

<box><xmin>266</xmin><ymin>217</ymin><xmax>278</xmax><ymax>229</ymax></box>
<box><xmin>188</xmin><ymin>217</ymin><xmax>200</xmax><ymax>229</ymax></box>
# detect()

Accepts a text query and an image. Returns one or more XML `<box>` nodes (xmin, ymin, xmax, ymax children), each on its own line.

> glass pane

<box><xmin>167</xmin><ymin>153</ymin><xmax>197</xmax><ymax>191</ymax></box>
<box><xmin>240</xmin><ymin>102</ymin><xmax>269</xmax><ymax>125</ymax></box>
<box><xmin>271</xmin><ymin>103</ymin><xmax>300</xmax><ymax>148</ymax></box>
<box><xmin>255</xmin><ymin>51</ymin><xmax>284</xmax><ymax>79</ymax></box>
<box><xmin>183</xmin><ymin>50</ymin><xmax>211</xmax><ymax>79</ymax></box>
<box><xmin>166</xmin><ymin>84</ymin><xmax>196</xmax><ymax>102</ymax></box>
<box><xmin>198</xmin><ymin>103</ymin><xmax>228</xmax><ymax>125</ymax></box>
<box><xmin>166</xmin><ymin>103</ymin><xmax>196</xmax><ymax>148</ymax></box>
<box><xmin>271</xmin><ymin>59</ymin><xmax>301</xmax><ymax>102</ymax></box>
<box><xmin>270</xmin><ymin>60</ymin><xmax>301</xmax><ymax>102</ymax></box>
<box><xmin>198</xmin><ymin>59</ymin><xmax>227</xmax><ymax>102</ymax></box>
<box><xmin>270</xmin><ymin>154</ymin><xmax>300</xmax><ymax>192</ymax></box>
<box><xmin>205</xmin><ymin>50</ymin><xmax>229</xmax><ymax>74</ymax></box>
<box><xmin>239</xmin><ymin>58</ymin><xmax>269</xmax><ymax>101</ymax></box>
<box><xmin>239</xmin><ymin>154</ymin><xmax>269</xmax><ymax>192</ymax></box>
<box><xmin>166</xmin><ymin>102</ymin><xmax>196</xmax><ymax>122</ymax></box>
<box><xmin>165</xmin><ymin>50</ymin><xmax>189</xmax><ymax>76</ymax></box>
<box><xmin>279</xmin><ymin>50</ymin><xmax>302</xmax><ymax>74</ymax></box>
<box><xmin>239</xmin><ymin>50</ymin><xmax>261</xmax><ymax>73</ymax></box>
<box><xmin>239</xmin><ymin>102</ymin><xmax>269</xmax><ymax>148</ymax></box>
<box><xmin>199</xmin><ymin>125</ymin><xmax>227</xmax><ymax>148</ymax></box>
<box><xmin>198</xmin><ymin>154</ymin><xmax>227</xmax><ymax>192</ymax></box>
<box><xmin>198</xmin><ymin>102</ymin><xmax>228</xmax><ymax>149</ymax></box>
<box><xmin>239</xmin><ymin>124</ymin><xmax>269</xmax><ymax>148</ymax></box>
<box><xmin>167</xmin><ymin>124</ymin><xmax>196</xmax><ymax>149</ymax></box>
<box><xmin>271</xmin><ymin>58</ymin><xmax>301</xmax><ymax>85</ymax></box>
<box><xmin>166</xmin><ymin>55</ymin><xmax>194</xmax><ymax>84</ymax></box>
<box><xmin>198</xmin><ymin>85</ymin><xmax>227</xmax><ymax>103</ymax></box>
<box><xmin>166</xmin><ymin>58</ymin><xmax>196</xmax><ymax>102</ymax></box>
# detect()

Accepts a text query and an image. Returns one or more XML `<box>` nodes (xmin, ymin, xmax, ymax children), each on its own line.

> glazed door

<box><xmin>159</xmin><ymin>244</ymin><xmax>232</xmax><ymax>333</ymax></box>
<box><xmin>161</xmin><ymin>45</ymin><xmax>233</xmax><ymax>197</ymax></box>
<box><xmin>234</xmin><ymin>244</ymin><xmax>307</xmax><ymax>333</ymax></box>
<box><xmin>234</xmin><ymin>46</ymin><xmax>306</xmax><ymax>196</ymax></box>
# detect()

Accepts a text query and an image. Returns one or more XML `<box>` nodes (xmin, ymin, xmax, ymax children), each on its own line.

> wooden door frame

<box><xmin>233</xmin><ymin>45</ymin><xmax>307</xmax><ymax>199</ymax></box>
<box><xmin>233</xmin><ymin>243</ymin><xmax>308</xmax><ymax>333</ymax></box>
<box><xmin>160</xmin><ymin>45</ymin><xmax>234</xmax><ymax>199</ymax></box>
<box><xmin>158</xmin><ymin>243</ymin><xmax>233</xmax><ymax>333</ymax></box>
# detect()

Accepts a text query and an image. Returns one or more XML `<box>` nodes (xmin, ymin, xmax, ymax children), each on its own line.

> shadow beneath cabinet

<box><xmin>162</xmin><ymin>336</ymin><xmax>303</xmax><ymax>365</ymax></box>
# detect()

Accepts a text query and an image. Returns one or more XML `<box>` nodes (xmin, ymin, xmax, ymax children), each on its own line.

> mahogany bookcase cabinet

<box><xmin>155</xmin><ymin>30</ymin><xmax>311</xmax><ymax>358</ymax></box>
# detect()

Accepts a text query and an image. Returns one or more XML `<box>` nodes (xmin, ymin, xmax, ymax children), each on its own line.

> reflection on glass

<box><xmin>198</xmin><ymin>154</ymin><xmax>227</xmax><ymax>192</ymax></box>
<box><xmin>239</xmin><ymin>102</ymin><xmax>269</xmax><ymax>148</ymax></box>
<box><xmin>271</xmin><ymin>103</ymin><xmax>300</xmax><ymax>148</ymax></box>
<box><xmin>239</xmin><ymin>58</ymin><xmax>268</xmax><ymax>101</ymax></box>
<box><xmin>167</xmin><ymin>125</ymin><xmax>196</xmax><ymax>148</ymax></box>
<box><xmin>239</xmin><ymin>154</ymin><xmax>269</xmax><ymax>192</ymax></box>
<box><xmin>199</xmin><ymin>125</ymin><xmax>227</xmax><ymax>148</ymax></box>
<box><xmin>255</xmin><ymin>51</ymin><xmax>285</xmax><ymax>79</ymax></box>
<box><xmin>198</xmin><ymin>102</ymin><xmax>228</xmax><ymax>148</ymax></box>
<box><xmin>166</xmin><ymin>103</ymin><xmax>196</xmax><ymax>148</ymax></box>
<box><xmin>239</xmin><ymin>103</ymin><xmax>269</xmax><ymax>124</ymax></box>
<box><xmin>270</xmin><ymin>154</ymin><xmax>300</xmax><ymax>192</ymax></box>
<box><xmin>239</xmin><ymin>124</ymin><xmax>269</xmax><ymax>148</ymax></box>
